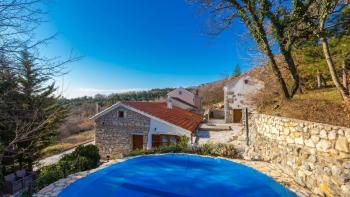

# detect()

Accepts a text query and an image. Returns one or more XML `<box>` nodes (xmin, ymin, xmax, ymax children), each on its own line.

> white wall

<box><xmin>224</xmin><ymin>75</ymin><xmax>263</xmax><ymax>123</ymax></box>
<box><xmin>224</xmin><ymin>75</ymin><xmax>263</xmax><ymax>109</ymax></box>
<box><xmin>169</xmin><ymin>97</ymin><xmax>193</xmax><ymax>110</ymax></box>
<box><xmin>146</xmin><ymin>118</ymin><xmax>192</xmax><ymax>149</ymax></box>
<box><xmin>167</xmin><ymin>88</ymin><xmax>195</xmax><ymax>105</ymax></box>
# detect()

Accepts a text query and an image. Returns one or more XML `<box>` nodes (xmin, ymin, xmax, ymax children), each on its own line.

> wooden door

<box><xmin>152</xmin><ymin>134</ymin><xmax>161</xmax><ymax>148</ymax></box>
<box><xmin>233</xmin><ymin>109</ymin><xmax>242</xmax><ymax>123</ymax></box>
<box><xmin>132</xmin><ymin>135</ymin><xmax>143</xmax><ymax>150</ymax></box>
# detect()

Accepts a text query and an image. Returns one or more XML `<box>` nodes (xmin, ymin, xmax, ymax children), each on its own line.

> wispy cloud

<box><xmin>63</xmin><ymin>88</ymin><xmax>149</xmax><ymax>98</ymax></box>
<box><xmin>79</xmin><ymin>88</ymin><xmax>147</xmax><ymax>93</ymax></box>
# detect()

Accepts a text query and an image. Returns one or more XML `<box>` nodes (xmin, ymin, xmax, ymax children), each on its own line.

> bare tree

<box><xmin>0</xmin><ymin>108</ymin><xmax>64</xmax><ymax>169</ymax></box>
<box><xmin>0</xmin><ymin>0</ymin><xmax>47</xmax><ymax>60</ymax></box>
<box><xmin>194</xmin><ymin>0</ymin><xmax>316</xmax><ymax>99</ymax></box>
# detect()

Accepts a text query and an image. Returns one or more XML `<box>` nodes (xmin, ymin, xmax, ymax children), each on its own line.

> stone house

<box><xmin>90</xmin><ymin>101</ymin><xmax>203</xmax><ymax>159</ymax></box>
<box><xmin>167</xmin><ymin>87</ymin><xmax>201</xmax><ymax>112</ymax></box>
<box><xmin>224</xmin><ymin>74</ymin><xmax>263</xmax><ymax>123</ymax></box>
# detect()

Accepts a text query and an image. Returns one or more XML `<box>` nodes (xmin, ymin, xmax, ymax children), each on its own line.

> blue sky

<box><xmin>37</xmin><ymin>0</ymin><xmax>257</xmax><ymax>98</ymax></box>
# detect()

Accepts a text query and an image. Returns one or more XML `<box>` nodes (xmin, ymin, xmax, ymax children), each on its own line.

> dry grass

<box><xmin>258</xmin><ymin>88</ymin><xmax>350</xmax><ymax>127</ymax></box>
<box><xmin>41</xmin><ymin>130</ymin><xmax>95</xmax><ymax>158</ymax></box>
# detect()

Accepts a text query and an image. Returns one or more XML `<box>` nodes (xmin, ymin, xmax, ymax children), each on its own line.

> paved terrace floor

<box><xmin>34</xmin><ymin>155</ymin><xmax>315</xmax><ymax>197</ymax></box>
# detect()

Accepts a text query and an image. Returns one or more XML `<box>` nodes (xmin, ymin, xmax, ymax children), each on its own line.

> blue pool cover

<box><xmin>59</xmin><ymin>154</ymin><xmax>296</xmax><ymax>197</ymax></box>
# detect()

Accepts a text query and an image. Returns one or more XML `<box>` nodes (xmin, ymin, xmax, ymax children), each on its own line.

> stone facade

<box><xmin>95</xmin><ymin>106</ymin><xmax>150</xmax><ymax>159</ymax></box>
<box><xmin>245</xmin><ymin>114</ymin><xmax>350</xmax><ymax>196</ymax></box>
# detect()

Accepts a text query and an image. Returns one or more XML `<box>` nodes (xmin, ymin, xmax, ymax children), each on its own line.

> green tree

<box><xmin>311</xmin><ymin>1</ymin><xmax>350</xmax><ymax>102</ymax></box>
<box><xmin>294</xmin><ymin>40</ymin><xmax>329</xmax><ymax>89</ymax></box>
<box><xmin>233</xmin><ymin>64</ymin><xmax>241</xmax><ymax>77</ymax></box>
<box><xmin>0</xmin><ymin>51</ymin><xmax>67</xmax><ymax>171</ymax></box>
<box><xmin>294</xmin><ymin>6</ymin><xmax>350</xmax><ymax>91</ymax></box>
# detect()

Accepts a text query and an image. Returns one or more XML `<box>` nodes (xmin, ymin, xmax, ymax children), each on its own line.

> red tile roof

<box><xmin>123</xmin><ymin>101</ymin><xmax>202</xmax><ymax>132</ymax></box>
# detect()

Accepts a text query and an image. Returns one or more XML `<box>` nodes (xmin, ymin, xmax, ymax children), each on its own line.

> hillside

<box><xmin>257</xmin><ymin>88</ymin><xmax>350</xmax><ymax>128</ymax></box>
<box><xmin>196</xmin><ymin>79</ymin><xmax>228</xmax><ymax>107</ymax></box>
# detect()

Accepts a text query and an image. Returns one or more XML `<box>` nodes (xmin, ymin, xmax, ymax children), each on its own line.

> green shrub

<box><xmin>177</xmin><ymin>136</ymin><xmax>189</xmax><ymax>149</ymax></box>
<box><xmin>158</xmin><ymin>144</ymin><xmax>181</xmax><ymax>153</ymax></box>
<box><xmin>193</xmin><ymin>143</ymin><xmax>236</xmax><ymax>158</ymax></box>
<box><xmin>0</xmin><ymin>146</ymin><xmax>4</xmax><ymax>192</ymax></box>
<box><xmin>127</xmin><ymin>135</ymin><xmax>190</xmax><ymax>156</ymax></box>
<box><xmin>222</xmin><ymin>144</ymin><xmax>236</xmax><ymax>158</ymax></box>
<box><xmin>74</xmin><ymin>145</ymin><xmax>100</xmax><ymax>169</ymax></box>
<box><xmin>126</xmin><ymin>134</ymin><xmax>237</xmax><ymax>159</ymax></box>
<box><xmin>0</xmin><ymin>167</ymin><xmax>3</xmax><ymax>192</ymax></box>
<box><xmin>34</xmin><ymin>164</ymin><xmax>64</xmax><ymax>191</ymax></box>
<box><xmin>34</xmin><ymin>144</ymin><xmax>100</xmax><ymax>192</ymax></box>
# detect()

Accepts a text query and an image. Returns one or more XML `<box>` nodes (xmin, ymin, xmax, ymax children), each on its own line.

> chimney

<box><xmin>167</xmin><ymin>99</ymin><xmax>173</xmax><ymax>110</ymax></box>
<box><xmin>95</xmin><ymin>102</ymin><xmax>99</xmax><ymax>114</ymax></box>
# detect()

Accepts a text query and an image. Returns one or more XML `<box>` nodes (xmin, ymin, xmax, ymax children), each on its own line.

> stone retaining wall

<box><xmin>244</xmin><ymin>114</ymin><xmax>350</xmax><ymax>196</ymax></box>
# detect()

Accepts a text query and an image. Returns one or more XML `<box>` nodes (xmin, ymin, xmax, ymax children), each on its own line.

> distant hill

<box><xmin>63</xmin><ymin>88</ymin><xmax>175</xmax><ymax>107</ymax></box>
<box><xmin>63</xmin><ymin>79</ymin><xmax>236</xmax><ymax>108</ymax></box>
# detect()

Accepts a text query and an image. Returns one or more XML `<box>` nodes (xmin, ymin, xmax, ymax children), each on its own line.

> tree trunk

<box><xmin>321</xmin><ymin>74</ymin><xmax>327</xmax><ymax>88</ymax></box>
<box><xmin>321</xmin><ymin>36</ymin><xmax>350</xmax><ymax>101</ymax></box>
<box><xmin>260</xmin><ymin>37</ymin><xmax>291</xmax><ymax>99</ymax></box>
<box><xmin>343</xmin><ymin>60</ymin><xmax>348</xmax><ymax>90</ymax></box>
<box><xmin>299</xmin><ymin>86</ymin><xmax>303</xmax><ymax>94</ymax></box>
<box><xmin>317</xmin><ymin>69</ymin><xmax>322</xmax><ymax>89</ymax></box>
<box><xmin>280</xmin><ymin>48</ymin><xmax>300</xmax><ymax>97</ymax></box>
<box><xmin>266</xmin><ymin>50</ymin><xmax>291</xmax><ymax>99</ymax></box>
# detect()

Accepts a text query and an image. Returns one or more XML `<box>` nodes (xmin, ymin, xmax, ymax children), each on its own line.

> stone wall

<box><xmin>95</xmin><ymin>106</ymin><xmax>150</xmax><ymax>159</ymax></box>
<box><xmin>245</xmin><ymin>114</ymin><xmax>350</xmax><ymax>196</ymax></box>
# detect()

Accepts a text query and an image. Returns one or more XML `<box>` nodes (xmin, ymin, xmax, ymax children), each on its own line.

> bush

<box><xmin>127</xmin><ymin>136</ymin><xmax>189</xmax><ymax>156</ymax></box>
<box><xmin>34</xmin><ymin>164</ymin><xmax>64</xmax><ymax>191</ymax></box>
<box><xmin>176</xmin><ymin>136</ymin><xmax>189</xmax><ymax>149</ymax></box>
<box><xmin>74</xmin><ymin>145</ymin><xmax>100</xmax><ymax>169</ymax></box>
<box><xmin>34</xmin><ymin>144</ymin><xmax>100</xmax><ymax>192</ymax></box>
<box><xmin>0</xmin><ymin>146</ymin><xmax>4</xmax><ymax>192</ymax></box>
<box><xmin>192</xmin><ymin>143</ymin><xmax>236</xmax><ymax>158</ymax></box>
<box><xmin>127</xmin><ymin>136</ymin><xmax>236</xmax><ymax>159</ymax></box>
<box><xmin>0</xmin><ymin>168</ymin><xmax>3</xmax><ymax>193</ymax></box>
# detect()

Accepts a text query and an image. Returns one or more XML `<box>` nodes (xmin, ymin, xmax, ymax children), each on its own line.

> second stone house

<box><xmin>167</xmin><ymin>87</ymin><xmax>202</xmax><ymax>112</ymax></box>
<box><xmin>224</xmin><ymin>74</ymin><xmax>263</xmax><ymax>123</ymax></box>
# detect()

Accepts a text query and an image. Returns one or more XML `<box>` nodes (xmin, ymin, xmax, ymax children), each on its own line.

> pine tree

<box><xmin>1</xmin><ymin>51</ymin><xmax>67</xmax><ymax>171</ymax></box>
<box><xmin>233</xmin><ymin>64</ymin><xmax>241</xmax><ymax>77</ymax></box>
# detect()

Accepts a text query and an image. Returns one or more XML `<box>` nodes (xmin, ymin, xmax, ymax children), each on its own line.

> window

<box><xmin>152</xmin><ymin>134</ymin><xmax>179</xmax><ymax>148</ymax></box>
<box><xmin>161</xmin><ymin>135</ymin><xmax>177</xmax><ymax>146</ymax></box>
<box><xmin>117</xmin><ymin>110</ymin><xmax>124</xmax><ymax>118</ymax></box>
<box><xmin>244</xmin><ymin>79</ymin><xmax>249</xmax><ymax>84</ymax></box>
<box><xmin>179</xmin><ymin>91</ymin><xmax>182</xmax><ymax>95</ymax></box>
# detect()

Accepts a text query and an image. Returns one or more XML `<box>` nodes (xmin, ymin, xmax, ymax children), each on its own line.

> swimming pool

<box><xmin>59</xmin><ymin>154</ymin><xmax>296</xmax><ymax>197</ymax></box>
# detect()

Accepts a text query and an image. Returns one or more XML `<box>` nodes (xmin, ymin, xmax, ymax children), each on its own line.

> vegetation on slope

<box><xmin>41</xmin><ymin>130</ymin><xmax>95</xmax><ymax>158</ymax></box>
<box><xmin>257</xmin><ymin>88</ymin><xmax>350</xmax><ymax>127</ymax></box>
